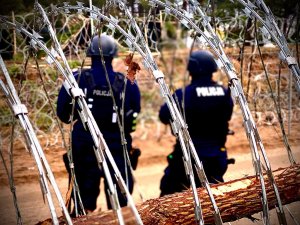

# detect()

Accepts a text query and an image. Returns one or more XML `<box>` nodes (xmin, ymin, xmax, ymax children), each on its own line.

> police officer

<box><xmin>57</xmin><ymin>34</ymin><xmax>141</xmax><ymax>212</ymax></box>
<box><xmin>159</xmin><ymin>50</ymin><xmax>233</xmax><ymax>196</ymax></box>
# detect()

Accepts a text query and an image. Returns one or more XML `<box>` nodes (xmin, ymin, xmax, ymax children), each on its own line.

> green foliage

<box><xmin>56</xmin><ymin>17</ymin><xmax>84</xmax><ymax>45</ymax></box>
<box><xmin>57</xmin><ymin>32</ymin><xmax>70</xmax><ymax>44</ymax></box>
<box><xmin>214</xmin><ymin>0</ymin><xmax>243</xmax><ymax>18</ymax></box>
<box><xmin>35</xmin><ymin>112</ymin><xmax>54</xmax><ymax>131</ymax></box>
<box><xmin>70</xmin><ymin>21</ymin><xmax>84</xmax><ymax>34</ymax></box>
<box><xmin>68</xmin><ymin>60</ymin><xmax>82</xmax><ymax>69</ymax></box>
<box><xmin>8</xmin><ymin>64</ymin><xmax>22</xmax><ymax>77</ymax></box>
<box><xmin>165</xmin><ymin>21</ymin><xmax>177</xmax><ymax>39</ymax></box>
<box><xmin>264</xmin><ymin>0</ymin><xmax>299</xmax><ymax>17</ymax></box>
<box><xmin>0</xmin><ymin>105</ymin><xmax>14</xmax><ymax>126</ymax></box>
<box><xmin>19</xmin><ymin>80</ymin><xmax>57</xmax><ymax>132</ymax></box>
<box><xmin>44</xmin><ymin>67</ymin><xmax>59</xmax><ymax>81</ymax></box>
<box><xmin>139</xmin><ymin>0</ymin><xmax>151</xmax><ymax>11</ymax></box>
<box><xmin>0</xmin><ymin>77</ymin><xmax>58</xmax><ymax>131</ymax></box>
<box><xmin>1</xmin><ymin>0</ymin><xmax>106</xmax><ymax>16</ymax></box>
<box><xmin>13</xmin><ymin>53</ymin><xmax>24</xmax><ymax>62</ymax></box>
<box><xmin>3</xmin><ymin>0</ymin><xmax>298</xmax><ymax>23</ymax></box>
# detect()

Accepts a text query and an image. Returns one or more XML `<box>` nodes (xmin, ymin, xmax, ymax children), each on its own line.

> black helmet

<box><xmin>187</xmin><ymin>50</ymin><xmax>218</xmax><ymax>77</ymax></box>
<box><xmin>86</xmin><ymin>34</ymin><xmax>118</xmax><ymax>58</ymax></box>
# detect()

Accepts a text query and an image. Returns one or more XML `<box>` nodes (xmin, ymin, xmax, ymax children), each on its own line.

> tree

<box><xmin>0</xmin><ymin>0</ymin><xmax>24</xmax><ymax>15</ymax></box>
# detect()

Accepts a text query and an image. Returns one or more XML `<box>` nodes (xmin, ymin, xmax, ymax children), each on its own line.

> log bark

<box><xmin>38</xmin><ymin>164</ymin><xmax>300</xmax><ymax>225</ymax></box>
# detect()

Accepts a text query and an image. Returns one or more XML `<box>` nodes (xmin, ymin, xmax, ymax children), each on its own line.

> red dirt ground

<box><xmin>0</xmin><ymin>112</ymin><xmax>299</xmax><ymax>225</ymax></box>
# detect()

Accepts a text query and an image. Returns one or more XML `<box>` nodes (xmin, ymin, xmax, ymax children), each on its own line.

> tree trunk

<box><xmin>39</xmin><ymin>164</ymin><xmax>300</xmax><ymax>225</ymax></box>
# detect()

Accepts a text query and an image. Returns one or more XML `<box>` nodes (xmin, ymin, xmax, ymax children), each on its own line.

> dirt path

<box><xmin>0</xmin><ymin>144</ymin><xmax>299</xmax><ymax>225</ymax></box>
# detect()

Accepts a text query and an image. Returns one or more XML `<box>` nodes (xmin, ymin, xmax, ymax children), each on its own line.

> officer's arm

<box><xmin>130</xmin><ymin>82</ymin><xmax>141</xmax><ymax>114</ymax></box>
<box><xmin>224</xmin><ymin>88</ymin><xmax>234</xmax><ymax>121</ymax></box>
<box><xmin>159</xmin><ymin>89</ymin><xmax>183</xmax><ymax>125</ymax></box>
<box><xmin>124</xmin><ymin>81</ymin><xmax>141</xmax><ymax>132</ymax></box>
<box><xmin>159</xmin><ymin>103</ymin><xmax>171</xmax><ymax>125</ymax></box>
<box><xmin>56</xmin><ymin>85</ymin><xmax>73</xmax><ymax>124</ymax></box>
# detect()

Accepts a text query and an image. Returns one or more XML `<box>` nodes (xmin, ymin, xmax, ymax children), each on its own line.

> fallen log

<box><xmin>38</xmin><ymin>164</ymin><xmax>300</xmax><ymax>225</ymax></box>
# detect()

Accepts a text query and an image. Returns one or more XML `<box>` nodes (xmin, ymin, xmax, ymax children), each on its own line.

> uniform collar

<box><xmin>191</xmin><ymin>77</ymin><xmax>213</xmax><ymax>85</ymax></box>
<box><xmin>91</xmin><ymin>57</ymin><xmax>114</xmax><ymax>74</ymax></box>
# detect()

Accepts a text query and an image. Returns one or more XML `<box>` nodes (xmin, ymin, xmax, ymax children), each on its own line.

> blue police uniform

<box><xmin>57</xmin><ymin>57</ymin><xmax>141</xmax><ymax>211</ymax></box>
<box><xmin>159</xmin><ymin>50</ymin><xmax>233</xmax><ymax>196</ymax></box>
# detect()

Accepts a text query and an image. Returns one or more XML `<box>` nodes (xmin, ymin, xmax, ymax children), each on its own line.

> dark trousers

<box><xmin>66</xmin><ymin>139</ymin><xmax>133</xmax><ymax>211</ymax></box>
<box><xmin>160</xmin><ymin>150</ymin><xmax>228</xmax><ymax>197</ymax></box>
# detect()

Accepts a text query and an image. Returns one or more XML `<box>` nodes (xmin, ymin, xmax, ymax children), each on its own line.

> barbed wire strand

<box><xmin>0</xmin><ymin>122</ymin><xmax>23</xmax><ymax>224</ymax></box>
<box><xmin>63</xmin><ymin>35</ymin><xmax>91</xmax><ymax>218</ymax></box>
<box><xmin>180</xmin><ymin>0</ymin><xmax>213</xmax><ymax>124</ymax></box>
<box><xmin>34</xmin><ymin>3</ymin><xmax>86</xmax><ymax>217</ymax></box>
<box><xmin>0</xmin><ymin>41</ymin><xmax>29</xmax><ymax>225</ymax></box>
<box><xmin>32</xmin><ymin>51</ymin><xmax>85</xmax><ymax>216</ymax></box>
<box><xmin>245</xmin><ymin>43</ymin><xmax>257</xmax><ymax>102</ymax></box>
<box><xmin>152</xmin><ymin>1</ymin><xmax>266</xmax><ymax>224</ymax></box>
<box><xmin>235</xmin><ymin>0</ymin><xmax>300</xmax><ymax>93</ymax></box>
<box><xmin>26</xmin><ymin>4</ymin><xmax>143</xmax><ymax>223</ymax></box>
<box><xmin>111</xmin><ymin>1</ymin><xmax>210</xmax><ymax>223</ymax></box>
<box><xmin>102</xmin><ymin>1</ymin><xmax>132</xmax><ymax>192</ymax></box>
<box><xmin>238</xmin><ymin>17</ymin><xmax>251</xmax><ymax>86</ymax></box>
<box><xmin>97</xmin><ymin>1</ymin><xmax>145</xmax><ymax>203</ymax></box>
<box><xmin>74</xmin><ymin>2</ymin><xmax>205</xmax><ymax>223</ymax></box>
<box><xmin>96</xmin><ymin>24</ymin><xmax>134</xmax><ymax>201</ymax></box>
<box><xmin>254</xmin><ymin>18</ymin><xmax>291</xmax><ymax>225</ymax></box>
<box><xmin>0</xmin><ymin>54</ymin><xmax>62</xmax><ymax>225</ymax></box>
<box><xmin>158</xmin><ymin>0</ymin><xmax>295</xmax><ymax>224</ymax></box>
<box><xmin>254</xmin><ymin>19</ymin><xmax>297</xmax><ymax>166</ymax></box>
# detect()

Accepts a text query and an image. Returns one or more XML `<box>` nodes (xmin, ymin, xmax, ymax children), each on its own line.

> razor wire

<box><xmin>233</xmin><ymin>0</ymin><xmax>300</xmax><ymax>220</ymax></box>
<box><xmin>0</xmin><ymin>5</ymin><xmax>297</xmax><ymax>178</ymax></box>
<box><xmin>145</xmin><ymin>0</ymin><xmax>298</xmax><ymax>224</ymax></box>
<box><xmin>47</xmin><ymin>2</ymin><xmax>299</xmax><ymax>224</ymax></box>
<box><xmin>1</xmin><ymin>18</ymin><xmax>102</xmax><ymax>223</ymax></box>
<box><xmin>0</xmin><ymin>124</ymin><xmax>23</xmax><ymax>225</ymax></box>
<box><xmin>150</xmin><ymin>0</ymin><xmax>277</xmax><ymax>224</ymax></box>
<box><xmin>36</xmin><ymin>3</ymin><xmax>142</xmax><ymax>221</ymax></box>
<box><xmin>190</xmin><ymin>1</ymin><xmax>295</xmax><ymax>224</ymax></box>
<box><xmin>0</xmin><ymin>54</ymin><xmax>73</xmax><ymax>225</ymax></box>
<box><xmin>42</xmin><ymin>4</ymin><xmax>189</xmax><ymax>225</ymax></box>
<box><xmin>53</xmin><ymin>2</ymin><xmax>232</xmax><ymax>225</ymax></box>
<box><xmin>91</xmin><ymin>25</ymin><xmax>145</xmax><ymax>204</ymax></box>
<box><xmin>254</xmin><ymin>17</ymin><xmax>295</xmax><ymax>162</ymax></box>
<box><xmin>231</xmin><ymin>0</ymin><xmax>300</xmax><ymax>93</ymax></box>
<box><xmin>31</xmin><ymin>27</ymin><xmax>86</xmax><ymax>216</ymax></box>
<box><xmin>0</xmin><ymin>0</ymin><xmax>296</xmax><ymax>177</ymax></box>
<box><xmin>51</xmin><ymin>3</ymin><xmax>206</xmax><ymax>224</ymax></box>
<box><xmin>226</xmin><ymin>48</ymin><xmax>299</xmax><ymax>118</ymax></box>
<box><xmin>255</xmin><ymin>33</ymin><xmax>297</xmax><ymax>225</ymax></box>
<box><xmin>110</xmin><ymin>1</ymin><xmax>222</xmax><ymax>224</ymax></box>
<box><xmin>0</xmin><ymin>76</ymin><xmax>62</xmax><ymax>149</ymax></box>
<box><xmin>1</xmin><ymin>11</ymin><xmax>145</xmax><ymax>225</ymax></box>
<box><xmin>37</xmin><ymin>0</ymin><xmax>142</xmax><ymax>220</ymax></box>
<box><xmin>32</xmin><ymin>5</ymin><xmax>87</xmax><ymax>217</ymax></box>
<box><xmin>0</xmin><ymin>2</ymin><xmax>298</xmax><ymax>225</ymax></box>
<box><xmin>114</xmin><ymin>2</ymin><xmax>230</xmax><ymax>222</ymax></box>
<box><xmin>2</xmin><ymin>6</ymin><xmax>298</xmax><ymax>60</ymax></box>
<box><xmin>88</xmin><ymin>0</ymin><xmax>143</xmax><ymax>197</ymax></box>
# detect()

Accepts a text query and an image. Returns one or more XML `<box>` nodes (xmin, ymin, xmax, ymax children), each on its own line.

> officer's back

<box><xmin>57</xmin><ymin>34</ymin><xmax>141</xmax><ymax>152</ymax></box>
<box><xmin>159</xmin><ymin>50</ymin><xmax>233</xmax><ymax>157</ymax></box>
